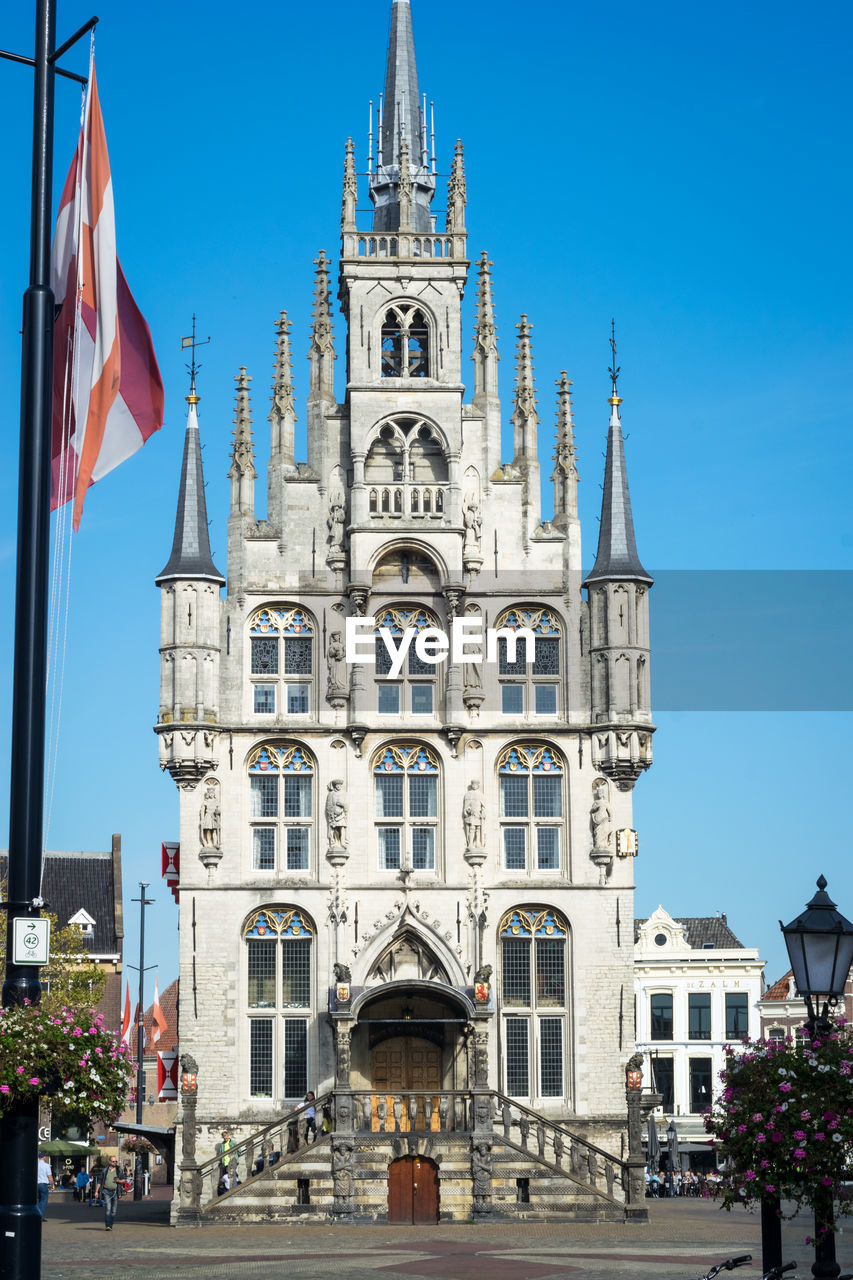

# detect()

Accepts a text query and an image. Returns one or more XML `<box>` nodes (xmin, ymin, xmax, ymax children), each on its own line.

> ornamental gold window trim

<box><xmin>372</xmin><ymin>604</ymin><xmax>441</xmax><ymax>634</ymax></box>
<box><xmin>370</xmin><ymin>742</ymin><xmax>441</xmax><ymax>773</ymax></box>
<box><xmin>497</xmin><ymin>743</ymin><xmax>564</xmax><ymax>774</ymax></box>
<box><xmin>243</xmin><ymin>907</ymin><xmax>315</xmax><ymax>939</ymax></box>
<box><xmin>247</xmin><ymin>742</ymin><xmax>315</xmax><ymax>773</ymax></box>
<box><xmin>493</xmin><ymin>605</ymin><xmax>562</xmax><ymax>637</ymax></box>
<box><xmin>499</xmin><ymin>907</ymin><xmax>569</xmax><ymax>938</ymax></box>
<box><xmin>249</xmin><ymin>605</ymin><xmax>315</xmax><ymax>636</ymax></box>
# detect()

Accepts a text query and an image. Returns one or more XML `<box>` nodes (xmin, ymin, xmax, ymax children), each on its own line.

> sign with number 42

<box><xmin>12</xmin><ymin>917</ymin><xmax>50</xmax><ymax>965</ymax></box>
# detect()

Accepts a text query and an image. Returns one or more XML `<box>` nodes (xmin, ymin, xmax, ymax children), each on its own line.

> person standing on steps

<box><xmin>302</xmin><ymin>1090</ymin><xmax>315</xmax><ymax>1141</ymax></box>
<box><xmin>102</xmin><ymin>1157</ymin><xmax>120</xmax><ymax>1230</ymax></box>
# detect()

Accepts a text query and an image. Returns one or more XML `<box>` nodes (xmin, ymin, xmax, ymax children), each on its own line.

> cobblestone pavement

<box><xmin>38</xmin><ymin>1193</ymin><xmax>853</xmax><ymax>1280</ymax></box>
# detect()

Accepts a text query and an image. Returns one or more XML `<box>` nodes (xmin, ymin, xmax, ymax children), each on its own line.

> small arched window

<box><xmin>248</xmin><ymin>742</ymin><xmax>314</xmax><ymax>873</ymax></box>
<box><xmin>495</xmin><ymin>606</ymin><xmax>562</xmax><ymax>718</ymax></box>
<box><xmin>381</xmin><ymin>305</ymin><xmax>430</xmax><ymax>378</ymax></box>
<box><xmin>244</xmin><ymin>906</ymin><xmax>313</xmax><ymax>1100</ymax></box>
<box><xmin>249</xmin><ymin>607</ymin><xmax>314</xmax><ymax>717</ymax></box>
<box><xmin>372</xmin><ymin>743</ymin><xmax>440</xmax><ymax>872</ymax></box>
<box><xmin>498</xmin><ymin>744</ymin><xmax>564</xmax><ymax>873</ymax></box>
<box><xmin>500</xmin><ymin>907</ymin><xmax>569</xmax><ymax>1101</ymax></box>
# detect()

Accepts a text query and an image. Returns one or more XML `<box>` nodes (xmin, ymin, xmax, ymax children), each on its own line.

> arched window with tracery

<box><xmin>381</xmin><ymin>304</ymin><xmax>430</xmax><ymax>377</ymax></box>
<box><xmin>495</xmin><ymin>606</ymin><xmax>562</xmax><ymax>718</ymax></box>
<box><xmin>244</xmin><ymin>906</ymin><xmax>314</xmax><ymax>1100</ymax></box>
<box><xmin>249</xmin><ymin>606</ymin><xmax>314</xmax><ymax>717</ymax></box>
<box><xmin>372</xmin><ymin>743</ymin><xmax>440</xmax><ymax>873</ymax></box>
<box><xmin>499</xmin><ymin>906</ymin><xmax>569</xmax><ymax>1102</ymax></box>
<box><xmin>364</xmin><ymin>418</ymin><xmax>448</xmax><ymax>520</ymax></box>
<box><xmin>498</xmin><ymin>744</ymin><xmax>564</xmax><ymax>874</ymax></box>
<box><xmin>248</xmin><ymin>742</ymin><xmax>314</xmax><ymax>873</ymax></box>
<box><xmin>374</xmin><ymin>604</ymin><xmax>441</xmax><ymax>717</ymax></box>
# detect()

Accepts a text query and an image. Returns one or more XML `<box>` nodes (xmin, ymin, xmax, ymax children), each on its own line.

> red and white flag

<box><xmin>51</xmin><ymin>55</ymin><xmax>163</xmax><ymax>529</ymax></box>
<box><xmin>152</xmin><ymin>976</ymin><xmax>168</xmax><ymax>1045</ymax></box>
<box><xmin>121</xmin><ymin>980</ymin><xmax>131</xmax><ymax>1046</ymax></box>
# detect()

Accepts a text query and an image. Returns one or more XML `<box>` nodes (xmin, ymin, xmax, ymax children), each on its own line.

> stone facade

<box><xmin>157</xmin><ymin>0</ymin><xmax>654</xmax><ymax>1222</ymax></box>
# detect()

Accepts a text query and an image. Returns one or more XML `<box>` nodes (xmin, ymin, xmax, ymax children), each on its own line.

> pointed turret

<box><xmin>585</xmin><ymin>329</ymin><xmax>653</xmax><ymax>790</ymax></box>
<box><xmin>269</xmin><ymin>311</ymin><xmax>296</xmax><ymax>465</ymax></box>
<box><xmin>472</xmin><ymin>251</ymin><xmax>498</xmax><ymax>402</ymax></box>
<box><xmin>341</xmin><ymin>138</ymin><xmax>358</xmax><ymax>234</ymax></box>
<box><xmin>155</xmin><ymin>360</ymin><xmax>223</xmax><ymax>790</ymax></box>
<box><xmin>156</xmin><ymin>374</ymin><xmax>224</xmax><ymax>587</ymax></box>
<box><xmin>583</xmin><ymin>334</ymin><xmax>651</xmax><ymax>586</ymax></box>
<box><xmin>308</xmin><ymin>250</ymin><xmax>336</xmax><ymax>404</ymax></box>
<box><xmin>369</xmin><ymin>0</ymin><xmax>435</xmax><ymax>232</ymax></box>
<box><xmin>446</xmin><ymin>139</ymin><xmax>466</xmax><ymax>234</ymax></box>
<box><xmin>229</xmin><ymin>367</ymin><xmax>256</xmax><ymax>517</ymax></box>
<box><xmin>551</xmin><ymin>372</ymin><xmax>578</xmax><ymax>530</ymax></box>
<box><xmin>511</xmin><ymin>314</ymin><xmax>539</xmax><ymax>466</ymax></box>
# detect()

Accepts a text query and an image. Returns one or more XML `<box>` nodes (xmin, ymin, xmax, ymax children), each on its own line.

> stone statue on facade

<box><xmin>327</xmin><ymin>490</ymin><xmax>346</xmax><ymax>549</ymax></box>
<box><xmin>325</xmin><ymin>779</ymin><xmax>348</xmax><ymax>849</ymax></box>
<box><xmin>471</xmin><ymin>1140</ymin><xmax>492</xmax><ymax>1214</ymax></box>
<box><xmin>462</xmin><ymin>781</ymin><xmax>486</xmax><ymax>850</ymax></box>
<box><xmin>326</xmin><ymin>631</ymin><xmax>349</xmax><ymax>705</ymax></box>
<box><xmin>463</xmin><ymin>495</ymin><xmax>482</xmax><ymax>556</ymax></box>
<box><xmin>199</xmin><ymin>782</ymin><xmax>221</xmax><ymax>849</ymax></box>
<box><xmin>590</xmin><ymin>777</ymin><xmax>612</xmax><ymax>851</ymax></box>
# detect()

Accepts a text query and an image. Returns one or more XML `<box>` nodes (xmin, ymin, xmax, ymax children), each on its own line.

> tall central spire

<box><xmin>370</xmin><ymin>0</ymin><xmax>435</xmax><ymax>233</ymax></box>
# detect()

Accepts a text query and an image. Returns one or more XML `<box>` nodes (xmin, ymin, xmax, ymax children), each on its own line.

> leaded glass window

<box><xmin>500</xmin><ymin>907</ymin><xmax>569</xmax><ymax>1103</ymax></box>
<box><xmin>248</xmin><ymin>743</ymin><xmax>314</xmax><ymax>874</ymax></box>
<box><xmin>498</xmin><ymin>745</ymin><xmax>564</xmax><ymax>874</ymax></box>
<box><xmin>249</xmin><ymin>606</ymin><xmax>315</xmax><ymax>718</ymax></box>
<box><xmin>374</xmin><ymin>606</ymin><xmax>440</xmax><ymax>717</ymax></box>
<box><xmin>496</xmin><ymin>606</ymin><xmax>562</xmax><ymax>718</ymax></box>
<box><xmin>373</xmin><ymin>743</ymin><xmax>440</xmax><ymax>873</ymax></box>
<box><xmin>244</xmin><ymin>908</ymin><xmax>314</xmax><ymax>1102</ymax></box>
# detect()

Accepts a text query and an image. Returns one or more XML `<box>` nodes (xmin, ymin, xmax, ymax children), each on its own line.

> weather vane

<box><xmin>608</xmin><ymin>318</ymin><xmax>620</xmax><ymax>398</ymax></box>
<box><xmin>180</xmin><ymin>314</ymin><xmax>211</xmax><ymax>396</ymax></box>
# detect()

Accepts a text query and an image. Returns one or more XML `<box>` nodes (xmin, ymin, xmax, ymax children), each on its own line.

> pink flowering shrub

<box><xmin>0</xmin><ymin>1003</ymin><xmax>132</xmax><ymax>1123</ymax></box>
<box><xmin>704</xmin><ymin>1025</ymin><xmax>853</xmax><ymax>1218</ymax></box>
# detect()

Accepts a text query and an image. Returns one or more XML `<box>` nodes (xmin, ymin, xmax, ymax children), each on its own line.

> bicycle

<box><xmin>696</xmin><ymin>1258</ymin><xmax>853</xmax><ymax>1280</ymax></box>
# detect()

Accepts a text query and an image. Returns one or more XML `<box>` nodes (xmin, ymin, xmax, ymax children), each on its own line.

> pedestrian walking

<box><xmin>36</xmin><ymin>1156</ymin><xmax>53</xmax><ymax>1218</ymax></box>
<box><xmin>101</xmin><ymin>1156</ymin><xmax>121</xmax><ymax>1230</ymax></box>
<box><xmin>75</xmin><ymin>1168</ymin><xmax>89</xmax><ymax>1203</ymax></box>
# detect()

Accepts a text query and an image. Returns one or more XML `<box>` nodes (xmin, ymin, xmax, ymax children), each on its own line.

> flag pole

<box><xmin>0</xmin><ymin>4</ymin><xmax>96</xmax><ymax>1274</ymax></box>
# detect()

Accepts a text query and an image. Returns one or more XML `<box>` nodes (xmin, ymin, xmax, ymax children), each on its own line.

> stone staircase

<box><xmin>183</xmin><ymin>1089</ymin><xmax>634</xmax><ymax>1224</ymax></box>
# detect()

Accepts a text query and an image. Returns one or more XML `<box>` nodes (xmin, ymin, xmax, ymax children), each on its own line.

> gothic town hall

<box><xmin>156</xmin><ymin>0</ymin><xmax>654</xmax><ymax>1224</ymax></box>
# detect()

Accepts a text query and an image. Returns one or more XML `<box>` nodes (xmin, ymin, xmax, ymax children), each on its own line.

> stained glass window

<box><xmin>498</xmin><ymin>746</ymin><xmax>563</xmax><ymax>874</ymax></box>
<box><xmin>373</xmin><ymin>743</ymin><xmax>440</xmax><ymax>874</ymax></box>
<box><xmin>500</xmin><ymin>908</ymin><xmax>569</xmax><ymax>1102</ymax></box>
<box><xmin>248</xmin><ymin>744</ymin><xmax>314</xmax><ymax>874</ymax></box>
<box><xmin>495</xmin><ymin>607</ymin><xmax>562</xmax><ymax>718</ymax></box>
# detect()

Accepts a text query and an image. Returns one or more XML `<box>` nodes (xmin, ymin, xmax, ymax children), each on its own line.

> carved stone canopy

<box><xmin>367</xmin><ymin>930</ymin><xmax>450</xmax><ymax>985</ymax></box>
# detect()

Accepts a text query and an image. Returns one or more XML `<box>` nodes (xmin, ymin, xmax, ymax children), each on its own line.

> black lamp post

<box><xmin>780</xmin><ymin>875</ymin><xmax>853</xmax><ymax>1280</ymax></box>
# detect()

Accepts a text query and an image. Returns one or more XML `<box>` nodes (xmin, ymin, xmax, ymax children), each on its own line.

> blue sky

<box><xmin>0</xmin><ymin>1</ymin><xmax>850</xmax><ymax>1005</ymax></box>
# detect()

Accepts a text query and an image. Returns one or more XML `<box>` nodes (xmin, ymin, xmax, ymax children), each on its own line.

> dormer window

<box><xmin>381</xmin><ymin>305</ymin><xmax>430</xmax><ymax>377</ymax></box>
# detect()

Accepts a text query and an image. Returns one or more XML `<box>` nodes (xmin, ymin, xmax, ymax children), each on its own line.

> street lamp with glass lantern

<box><xmin>780</xmin><ymin>875</ymin><xmax>853</xmax><ymax>1280</ymax></box>
<box><xmin>780</xmin><ymin>875</ymin><xmax>853</xmax><ymax>1039</ymax></box>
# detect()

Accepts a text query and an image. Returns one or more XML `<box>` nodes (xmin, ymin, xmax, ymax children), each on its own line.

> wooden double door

<box><xmin>387</xmin><ymin>1154</ymin><xmax>439</xmax><ymax>1224</ymax></box>
<box><xmin>370</xmin><ymin>1036</ymin><xmax>442</xmax><ymax>1133</ymax></box>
